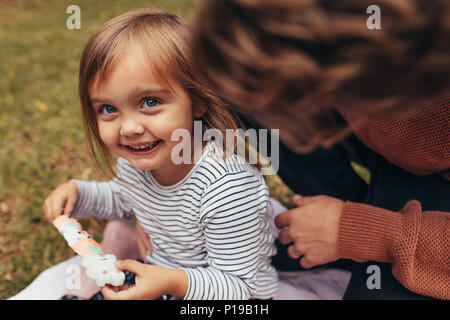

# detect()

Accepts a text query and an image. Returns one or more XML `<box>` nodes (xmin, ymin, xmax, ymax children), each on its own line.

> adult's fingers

<box><xmin>276</xmin><ymin>195</ymin><xmax>321</xmax><ymax>228</ymax></box>
<box><xmin>287</xmin><ymin>244</ymin><xmax>303</xmax><ymax>259</ymax></box>
<box><xmin>274</xmin><ymin>210</ymin><xmax>291</xmax><ymax>228</ymax></box>
<box><xmin>278</xmin><ymin>228</ymin><xmax>293</xmax><ymax>245</ymax></box>
<box><xmin>275</xmin><ymin>196</ymin><xmax>317</xmax><ymax>228</ymax></box>
<box><xmin>292</xmin><ymin>195</ymin><xmax>319</xmax><ymax>207</ymax></box>
<box><xmin>299</xmin><ymin>256</ymin><xmax>315</xmax><ymax>269</ymax></box>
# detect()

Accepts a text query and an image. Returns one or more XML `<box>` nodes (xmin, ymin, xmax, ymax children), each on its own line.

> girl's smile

<box><xmin>88</xmin><ymin>49</ymin><xmax>201</xmax><ymax>185</ymax></box>
<box><xmin>120</xmin><ymin>140</ymin><xmax>162</xmax><ymax>156</ymax></box>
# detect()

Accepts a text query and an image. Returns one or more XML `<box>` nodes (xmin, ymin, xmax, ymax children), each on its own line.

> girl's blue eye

<box><xmin>99</xmin><ymin>105</ymin><xmax>117</xmax><ymax>114</ymax></box>
<box><xmin>143</xmin><ymin>98</ymin><xmax>159</xmax><ymax>108</ymax></box>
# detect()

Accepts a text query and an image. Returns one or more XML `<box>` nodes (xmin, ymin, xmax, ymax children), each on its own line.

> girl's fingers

<box><xmin>64</xmin><ymin>194</ymin><xmax>77</xmax><ymax>217</ymax></box>
<box><xmin>43</xmin><ymin>201</ymin><xmax>51</xmax><ymax>222</ymax></box>
<box><xmin>136</xmin><ymin>237</ymin><xmax>148</xmax><ymax>263</ymax></box>
<box><xmin>46</xmin><ymin>199</ymin><xmax>58</xmax><ymax>222</ymax></box>
<box><xmin>102</xmin><ymin>284</ymin><xmax>138</xmax><ymax>300</ymax></box>
<box><xmin>46</xmin><ymin>196</ymin><xmax>67</xmax><ymax>221</ymax></box>
<box><xmin>44</xmin><ymin>183</ymin><xmax>78</xmax><ymax>222</ymax></box>
<box><xmin>136</xmin><ymin>222</ymin><xmax>153</xmax><ymax>256</ymax></box>
<box><xmin>144</xmin><ymin>233</ymin><xmax>153</xmax><ymax>254</ymax></box>
<box><xmin>115</xmin><ymin>259</ymin><xmax>145</xmax><ymax>275</ymax></box>
<box><xmin>101</xmin><ymin>285</ymin><xmax>119</xmax><ymax>300</ymax></box>
<box><xmin>119</xmin><ymin>284</ymin><xmax>132</xmax><ymax>291</ymax></box>
<box><xmin>52</xmin><ymin>199</ymin><xmax>64</xmax><ymax>219</ymax></box>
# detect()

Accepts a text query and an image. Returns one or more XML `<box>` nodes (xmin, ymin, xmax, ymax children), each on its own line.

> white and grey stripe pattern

<box><xmin>71</xmin><ymin>143</ymin><xmax>278</xmax><ymax>299</ymax></box>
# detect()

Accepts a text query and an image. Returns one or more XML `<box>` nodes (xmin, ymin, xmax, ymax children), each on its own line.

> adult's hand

<box><xmin>275</xmin><ymin>195</ymin><xmax>344</xmax><ymax>269</ymax></box>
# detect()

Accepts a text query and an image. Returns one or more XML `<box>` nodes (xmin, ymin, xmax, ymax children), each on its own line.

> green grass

<box><xmin>0</xmin><ymin>0</ymin><xmax>298</xmax><ymax>300</ymax></box>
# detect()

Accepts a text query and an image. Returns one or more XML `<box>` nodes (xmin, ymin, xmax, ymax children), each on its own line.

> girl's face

<box><xmin>88</xmin><ymin>50</ymin><xmax>198</xmax><ymax>185</ymax></box>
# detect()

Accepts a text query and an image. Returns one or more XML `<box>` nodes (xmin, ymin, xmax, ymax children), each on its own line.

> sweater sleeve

<box><xmin>182</xmin><ymin>171</ymin><xmax>275</xmax><ymax>300</ymax></box>
<box><xmin>338</xmin><ymin>200</ymin><xmax>450</xmax><ymax>299</ymax></box>
<box><xmin>70</xmin><ymin>158</ymin><xmax>134</xmax><ymax>220</ymax></box>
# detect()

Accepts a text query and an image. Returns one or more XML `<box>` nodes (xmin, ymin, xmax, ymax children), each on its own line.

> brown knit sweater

<box><xmin>336</xmin><ymin>99</ymin><xmax>450</xmax><ymax>300</ymax></box>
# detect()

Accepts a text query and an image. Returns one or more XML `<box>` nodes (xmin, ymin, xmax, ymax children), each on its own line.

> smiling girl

<box><xmin>42</xmin><ymin>8</ymin><xmax>278</xmax><ymax>300</ymax></box>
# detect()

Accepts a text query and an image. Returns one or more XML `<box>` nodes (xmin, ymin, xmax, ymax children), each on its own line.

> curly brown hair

<box><xmin>191</xmin><ymin>0</ymin><xmax>450</xmax><ymax>152</ymax></box>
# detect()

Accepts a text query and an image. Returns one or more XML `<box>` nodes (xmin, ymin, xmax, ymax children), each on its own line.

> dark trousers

<box><xmin>242</xmin><ymin>116</ymin><xmax>448</xmax><ymax>299</ymax></box>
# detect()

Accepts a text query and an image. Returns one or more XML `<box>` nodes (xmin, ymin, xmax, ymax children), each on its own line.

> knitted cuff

<box><xmin>337</xmin><ymin>201</ymin><xmax>402</xmax><ymax>263</ymax></box>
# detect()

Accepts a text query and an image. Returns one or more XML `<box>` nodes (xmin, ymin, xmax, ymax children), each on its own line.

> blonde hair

<box><xmin>78</xmin><ymin>8</ymin><xmax>243</xmax><ymax>178</ymax></box>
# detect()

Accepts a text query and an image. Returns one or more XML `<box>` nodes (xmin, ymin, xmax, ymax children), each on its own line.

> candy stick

<box><xmin>53</xmin><ymin>215</ymin><xmax>125</xmax><ymax>287</ymax></box>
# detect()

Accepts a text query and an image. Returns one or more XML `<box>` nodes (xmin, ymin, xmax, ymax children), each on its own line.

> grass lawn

<box><xmin>0</xmin><ymin>0</ymin><xmax>296</xmax><ymax>299</ymax></box>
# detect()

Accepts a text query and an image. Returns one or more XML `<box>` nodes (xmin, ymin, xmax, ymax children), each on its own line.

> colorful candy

<box><xmin>53</xmin><ymin>215</ymin><xmax>125</xmax><ymax>287</ymax></box>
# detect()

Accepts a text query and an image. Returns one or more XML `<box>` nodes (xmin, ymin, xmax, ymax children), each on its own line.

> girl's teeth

<box><xmin>128</xmin><ymin>142</ymin><xmax>158</xmax><ymax>150</ymax></box>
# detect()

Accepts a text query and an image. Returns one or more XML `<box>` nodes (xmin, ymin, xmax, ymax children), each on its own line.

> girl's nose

<box><xmin>120</xmin><ymin>119</ymin><xmax>145</xmax><ymax>136</ymax></box>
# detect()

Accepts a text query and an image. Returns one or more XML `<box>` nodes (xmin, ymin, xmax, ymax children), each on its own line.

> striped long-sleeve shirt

<box><xmin>71</xmin><ymin>143</ymin><xmax>278</xmax><ymax>300</ymax></box>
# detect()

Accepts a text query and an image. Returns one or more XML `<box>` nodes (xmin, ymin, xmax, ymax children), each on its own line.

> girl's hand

<box><xmin>275</xmin><ymin>195</ymin><xmax>344</xmax><ymax>269</ymax></box>
<box><xmin>43</xmin><ymin>181</ymin><xmax>78</xmax><ymax>223</ymax></box>
<box><xmin>101</xmin><ymin>260</ymin><xmax>188</xmax><ymax>300</ymax></box>
<box><xmin>136</xmin><ymin>221</ymin><xmax>153</xmax><ymax>263</ymax></box>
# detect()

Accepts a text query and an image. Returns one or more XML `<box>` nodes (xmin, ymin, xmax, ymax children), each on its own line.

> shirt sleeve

<box><xmin>182</xmin><ymin>171</ymin><xmax>274</xmax><ymax>300</ymax></box>
<box><xmin>338</xmin><ymin>200</ymin><xmax>450</xmax><ymax>300</ymax></box>
<box><xmin>70</xmin><ymin>158</ymin><xmax>134</xmax><ymax>220</ymax></box>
